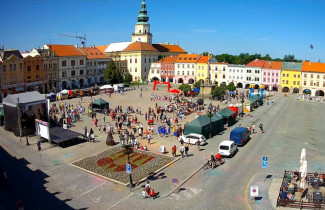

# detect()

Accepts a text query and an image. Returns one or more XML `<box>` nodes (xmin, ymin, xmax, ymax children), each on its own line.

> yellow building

<box><xmin>210</xmin><ymin>62</ymin><xmax>228</xmax><ymax>86</ymax></box>
<box><xmin>280</xmin><ymin>62</ymin><xmax>302</xmax><ymax>93</ymax></box>
<box><xmin>196</xmin><ymin>56</ymin><xmax>209</xmax><ymax>84</ymax></box>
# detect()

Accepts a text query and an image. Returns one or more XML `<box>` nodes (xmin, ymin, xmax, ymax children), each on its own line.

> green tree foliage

<box><xmin>202</xmin><ymin>52</ymin><xmax>210</xmax><ymax>56</ymax></box>
<box><xmin>124</xmin><ymin>73</ymin><xmax>133</xmax><ymax>84</ymax></box>
<box><xmin>193</xmin><ymin>81</ymin><xmax>202</xmax><ymax>89</ymax></box>
<box><xmin>213</xmin><ymin>53</ymin><xmax>302</xmax><ymax>64</ymax></box>
<box><xmin>211</xmin><ymin>86</ymin><xmax>226</xmax><ymax>100</ymax></box>
<box><xmin>104</xmin><ymin>60</ymin><xmax>123</xmax><ymax>84</ymax></box>
<box><xmin>178</xmin><ymin>84</ymin><xmax>191</xmax><ymax>93</ymax></box>
<box><xmin>226</xmin><ymin>82</ymin><xmax>236</xmax><ymax>91</ymax></box>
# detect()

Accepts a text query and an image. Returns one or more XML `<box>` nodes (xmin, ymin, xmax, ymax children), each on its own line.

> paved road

<box><xmin>1</xmin><ymin>94</ymin><xmax>325</xmax><ymax>210</ymax></box>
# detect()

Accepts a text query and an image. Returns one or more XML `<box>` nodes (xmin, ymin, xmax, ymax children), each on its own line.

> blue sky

<box><xmin>2</xmin><ymin>0</ymin><xmax>325</xmax><ymax>61</ymax></box>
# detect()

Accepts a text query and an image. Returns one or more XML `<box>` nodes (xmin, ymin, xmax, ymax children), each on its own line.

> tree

<box><xmin>202</xmin><ymin>52</ymin><xmax>211</xmax><ymax>56</ymax></box>
<box><xmin>103</xmin><ymin>60</ymin><xmax>123</xmax><ymax>84</ymax></box>
<box><xmin>124</xmin><ymin>73</ymin><xmax>132</xmax><ymax>84</ymax></box>
<box><xmin>178</xmin><ymin>84</ymin><xmax>191</xmax><ymax>93</ymax></box>
<box><xmin>211</xmin><ymin>86</ymin><xmax>226</xmax><ymax>100</ymax></box>
<box><xmin>193</xmin><ymin>81</ymin><xmax>202</xmax><ymax>89</ymax></box>
<box><xmin>226</xmin><ymin>82</ymin><xmax>236</xmax><ymax>91</ymax></box>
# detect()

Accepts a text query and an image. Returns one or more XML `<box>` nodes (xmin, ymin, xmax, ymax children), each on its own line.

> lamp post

<box><xmin>207</xmin><ymin>104</ymin><xmax>213</xmax><ymax>139</ymax></box>
<box><xmin>122</xmin><ymin>144</ymin><xmax>135</xmax><ymax>189</ymax></box>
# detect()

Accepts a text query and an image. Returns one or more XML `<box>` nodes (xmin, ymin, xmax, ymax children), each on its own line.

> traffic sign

<box><xmin>171</xmin><ymin>178</ymin><xmax>179</xmax><ymax>185</ymax></box>
<box><xmin>262</xmin><ymin>156</ymin><xmax>268</xmax><ymax>168</ymax></box>
<box><xmin>126</xmin><ymin>164</ymin><xmax>131</xmax><ymax>174</ymax></box>
<box><xmin>250</xmin><ymin>186</ymin><xmax>259</xmax><ymax>197</ymax></box>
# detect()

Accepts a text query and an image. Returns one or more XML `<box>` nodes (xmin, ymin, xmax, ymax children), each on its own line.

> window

<box><xmin>187</xmin><ymin>64</ymin><xmax>190</xmax><ymax>68</ymax></box>
<box><xmin>323</xmin><ymin>75</ymin><xmax>325</xmax><ymax>79</ymax></box>
<box><xmin>297</xmin><ymin>81</ymin><xmax>300</xmax><ymax>85</ymax></box>
<box><xmin>286</xmin><ymin>80</ymin><xmax>289</xmax><ymax>84</ymax></box>
<box><xmin>267</xmin><ymin>78</ymin><xmax>270</xmax><ymax>82</ymax></box>
<box><xmin>71</xmin><ymin>60</ymin><xmax>75</xmax><ymax>66</ymax></box>
<box><xmin>177</xmin><ymin>71</ymin><xmax>180</xmax><ymax>75</ymax></box>
<box><xmin>229</xmin><ymin>69</ymin><xmax>231</xmax><ymax>73</ymax></box>
<box><xmin>144</xmin><ymin>59</ymin><xmax>146</xmax><ymax>63</ymax></box>
<box><xmin>317</xmin><ymin>82</ymin><xmax>319</xmax><ymax>87</ymax></box>
<box><xmin>272</xmin><ymin>79</ymin><xmax>274</xmax><ymax>83</ymax></box>
<box><xmin>62</xmin><ymin>60</ymin><xmax>67</xmax><ymax>67</ymax></box>
<box><xmin>263</xmin><ymin>78</ymin><xmax>266</xmax><ymax>82</ymax></box>
<box><xmin>255</xmin><ymin>70</ymin><xmax>259</xmax><ymax>74</ymax></box>
<box><xmin>62</xmin><ymin>71</ymin><xmax>67</xmax><ymax>77</ymax></box>
<box><xmin>177</xmin><ymin>64</ymin><xmax>180</xmax><ymax>68</ymax></box>
<box><xmin>182</xmin><ymin>71</ymin><xmax>184</xmax><ymax>75</ymax></box>
<box><xmin>223</xmin><ymin>75</ymin><xmax>225</xmax><ymax>79</ymax></box>
<box><xmin>71</xmin><ymin>70</ymin><xmax>75</xmax><ymax>76</ymax></box>
<box><xmin>276</xmin><ymin>79</ymin><xmax>278</xmax><ymax>83</ymax></box>
<box><xmin>198</xmin><ymin>66</ymin><xmax>200</xmax><ymax>70</ymax></box>
<box><xmin>276</xmin><ymin>73</ymin><xmax>278</xmax><ymax>76</ymax></box>
<box><xmin>165</xmin><ymin>70</ymin><xmax>167</xmax><ymax>74</ymax></box>
<box><xmin>27</xmin><ymin>66</ymin><xmax>31</xmax><ymax>71</ymax></box>
<box><xmin>20</xmin><ymin>63</ymin><xmax>22</xmax><ymax>69</ymax></box>
<box><xmin>215</xmin><ymin>67</ymin><xmax>218</xmax><ymax>71</ymax></box>
<box><xmin>286</xmin><ymin>74</ymin><xmax>289</xmax><ymax>77</ymax></box>
<box><xmin>311</xmin><ymin>74</ymin><xmax>314</xmax><ymax>78</ymax></box>
<box><xmin>215</xmin><ymin>74</ymin><xmax>218</xmax><ymax>78</ymax></box>
<box><xmin>187</xmin><ymin>71</ymin><xmax>189</xmax><ymax>75</ymax></box>
<box><xmin>135</xmin><ymin>68</ymin><xmax>137</xmax><ymax>72</ymax></box>
<box><xmin>223</xmin><ymin>67</ymin><xmax>225</xmax><ymax>71</ymax></box>
<box><xmin>130</xmin><ymin>59</ymin><xmax>132</xmax><ymax>63</ymax></box>
<box><xmin>151</xmin><ymin>69</ymin><xmax>154</xmax><ymax>73</ymax></box>
<box><xmin>304</xmin><ymin>74</ymin><xmax>307</xmax><ymax>78</ymax></box>
<box><xmin>192</xmin><ymin>64</ymin><xmax>194</xmax><ymax>68</ymax></box>
<box><xmin>293</xmin><ymin>81</ymin><xmax>296</xmax><ymax>85</ymax></box>
<box><xmin>36</xmin><ymin>75</ymin><xmax>40</xmax><ymax>80</ymax></box>
<box><xmin>317</xmin><ymin>75</ymin><xmax>320</xmax><ymax>79</ymax></box>
<box><xmin>13</xmin><ymin>64</ymin><xmax>16</xmax><ymax>70</ymax></box>
<box><xmin>304</xmin><ymin>81</ymin><xmax>307</xmax><ymax>86</ymax></box>
<box><xmin>264</xmin><ymin>72</ymin><xmax>266</xmax><ymax>75</ymax></box>
<box><xmin>9</xmin><ymin>64</ymin><xmax>12</xmax><ymax>71</ymax></box>
<box><xmin>202</xmin><ymin>73</ymin><xmax>204</xmax><ymax>77</ymax></box>
<box><xmin>135</xmin><ymin>59</ymin><xmax>137</xmax><ymax>63</ymax></box>
<box><xmin>282</xmin><ymin>80</ymin><xmax>285</xmax><ymax>84</ymax></box>
<box><xmin>80</xmin><ymin>69</ymin><xmax>84</xmax><ymax>75</ymax></box>
<box><xmin>36</xmin><ymin>65</ymin><xmax>40</xmax><ymax>70</ymax></box>
<box><xmin>297</xmin><ymin>75</ymin><xmax>300</xmax><ymax>78</ymax></box>
<box><xmin>80</xmin><ymin>59</ymin><xmax>84</xmax><ymax>65</ymax></box>
<box><xmin>3</xmin><ymin>65</ymin><xmax>6</xmax><ymax>71</ymax></box>
<box><xmin>282</xmin><ymin>73</ymin><xmax>285</xmax><ymax>77</ymax></box>
<box><xmin>198</xmin><ymin>73</ymin><xmax>201</xmax><ymax>77</ymax></box>
<box><xmin>247</xmin><ymin>69</ymin><xmax>251</xmax><ymax>73</ymax></box>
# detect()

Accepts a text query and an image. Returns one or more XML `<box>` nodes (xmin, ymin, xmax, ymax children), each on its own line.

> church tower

<box><xmin>131</xmin><ymin>0</ymin><xmax>153</xmax><ymax>44</ymax></box>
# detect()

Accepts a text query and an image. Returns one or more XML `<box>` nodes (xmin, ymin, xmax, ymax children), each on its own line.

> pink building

<box><xmin>262</xmin><ymin>61</ymin><xmax>282</xmax><ymax>91</ymax></box>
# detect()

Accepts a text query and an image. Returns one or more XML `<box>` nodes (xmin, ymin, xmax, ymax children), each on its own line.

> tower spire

<box><xmin>137</xmin><ymin>0</ymin><xmax>149</xmax><ymax>24</ymax></box>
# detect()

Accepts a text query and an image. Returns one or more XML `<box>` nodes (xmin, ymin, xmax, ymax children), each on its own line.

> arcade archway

<box><xmin>178</xmin><ymin>78</ymin><xmax>184</xmax><ymax>83</ymax></box>
<box><xmin>282</xmin><ymin>87</ymin><xmax>290</xmax><ymax>93</ymax></box>
<box><xmin>293</xmin><ymin>87</ymin><xmax>299</xmax><ymax>93</ymax></box>
<box><xmin>188</xmin><ymin>79</ymin><xmax>195</xmax><ymax>84</ymax></box>
<box><xmin>315</xmin><ymin>90</ymin><xmax>325</xmax><ymax>96</ymax></box>
<box><xmin>236</xmin><ymin>83</ymin><xmax>243</xmax><ymax>88</ymax></box>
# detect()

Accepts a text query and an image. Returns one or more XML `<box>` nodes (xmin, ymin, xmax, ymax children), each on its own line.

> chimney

<box><xmin>309</xmin><ymin>61</ymin><xmax>312</xmax><ymax>66</ymax></box>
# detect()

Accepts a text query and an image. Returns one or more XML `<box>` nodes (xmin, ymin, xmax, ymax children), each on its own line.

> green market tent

<box><xmin>0</xmin><ymin>109</ymin><xmax>4</xmax><ymax>117</ymax></box>
<box><xmin>0</xmin><ymin>108</ymin><xmax>4</xmax><ymax>126</ymax></box>
<box><xmin>249</xmin><ymin>95</ymin><xmax>263</xmax><ymax>107</ymax></box>
<box><xmin>91</xmin><ymin>98</ymin><xmax>109</xmax><ymax>110</ymax></box>
<box><xmin>218</xmin><ymin>107</ymin><xmax>236</xmax><ymax>126</ymax></box>
<box><xmin>184</xmin><ymin>115</ymin><xmax>224</xmax><ymax>138</ymax></box>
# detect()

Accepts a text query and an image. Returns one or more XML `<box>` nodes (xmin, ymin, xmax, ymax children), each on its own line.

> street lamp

<box><xmin>207</xmin><ymin>104</ymin><xmax>213</xmax><ymax>139</ymax></box>
<box><xmin>122</xmin><ymin>144</ymin><xmax>135</xmax><ymax>189</ymax></box>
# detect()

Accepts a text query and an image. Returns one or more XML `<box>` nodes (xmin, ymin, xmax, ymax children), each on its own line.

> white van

<box><xmin>218</xmin><ymin>140</ymin><xmax>237</xmax><ymax>157</ymax></box>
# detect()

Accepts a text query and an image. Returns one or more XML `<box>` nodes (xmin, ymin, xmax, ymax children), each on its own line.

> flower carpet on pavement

<box><xmin>72</xmin><ymin>146</ymin><xmax>175</xmax><ymax>184</ymax></box>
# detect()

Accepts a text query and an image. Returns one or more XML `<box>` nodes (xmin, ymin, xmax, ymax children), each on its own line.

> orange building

<box><xmin>0</xmin><ymin>49</ymin><xmax>24</xmax><ymax>97</ymax></box>
<box><xmin>21</xmin><ymin>51</ymin><xmax>43</xmax><ymax>93</ymax></box>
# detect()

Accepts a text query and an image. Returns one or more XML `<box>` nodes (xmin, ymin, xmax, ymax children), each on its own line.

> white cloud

<box><xmin>260</xmin><ymin>36</ymin><xmax>273</xmax><ymax>41</ymax></box>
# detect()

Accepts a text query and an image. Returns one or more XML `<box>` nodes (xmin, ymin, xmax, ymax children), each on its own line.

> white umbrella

<box><xmin>300</xmin><ymin>160</ymin><xmax>307</xmax><ymax>189</ymax></box>
<box><xmin>300</xmin><ymin>148</ymin><xmax>306</xmax><ymax>165</ymax></box>
<box><xmin>61</xmin><ymin>89</ymin><xmax>69</xmax><ymax>94</ymax></box>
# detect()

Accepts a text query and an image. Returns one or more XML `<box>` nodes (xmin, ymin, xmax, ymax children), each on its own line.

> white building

<box><xmin>148</xmin><ymin>61</ymin><xmax>161</xmax><ymax>81</ymax></box>
<box><xmin>44</xmin><ymin>44</ymin><xmax>87</xmax><ymax>90</ymax></box>
<box><xmin>228</xmin><ymin>64</ymin><xmax>247</xmax><ymax>88</ymax></box>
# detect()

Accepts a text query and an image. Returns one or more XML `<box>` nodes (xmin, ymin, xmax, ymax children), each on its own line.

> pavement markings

<box><xmin>168</xmin><ymin>187</ymin><xmax>201</xmax><ymax>200</ymax></box>
<box><xmin>78</xmin><ymin>182</ymin><xmax>106</xmax><ymax>198</ymax></box>
<box><xmin>107</xmin><ymin>193</ymin><xmax>134</xmax><ymax>210</ymax></box>
<box><xmin>92</xmin><ymin>196</ymin><xmax>102</xmax><ymax>203</ymax></box>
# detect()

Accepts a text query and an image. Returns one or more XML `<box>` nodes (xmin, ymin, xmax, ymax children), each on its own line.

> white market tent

<box><xmin>99</xmin><ymin>85</ymin><xmax>113</xmax><ymax>90</ymax></box>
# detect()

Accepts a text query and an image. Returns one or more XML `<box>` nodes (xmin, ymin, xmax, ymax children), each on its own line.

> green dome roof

<box><xmin>137</xmin><ymin>0</ymin><xmax>149</xmax><ymax>23</ymax></box>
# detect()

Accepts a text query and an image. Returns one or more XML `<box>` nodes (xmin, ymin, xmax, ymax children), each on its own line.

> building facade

<box><xmin>280</xmin><ymin>62</ymin><xmax>302</xmax><ymax>93</ymax></box>
<box><xmin>44</xmin><ymin>45</ymin><xmax>86</xmax><ymax>90</ymax></box>
<box><xmin>174</xmin><ymin>54</ymin><xmax>200</xmax><ymax>84</ymax></box>
<box><xmin>261</xmin><ymin>61</ymin><xmax>282</xmax><ymax>91</ymax></box>
<box><xmin>227</xmin><ymin>64</ymin><xmax>246</xmax><ymax>88</ymax></box>
<box><xmin>210</xmin><ymin>62</ymin><xmax>228</xmax><ymax>86</ymax></box>
<box><xmin>245</xmin><ymin>59</ymin><xmax>264</xmax><ymax>88</ymax></box>
<box><xmin>301</xmin><ymin>61</ymin><xmax>325</xmax><ymax>96</ymax></box>
<box><xmin>196</xmin><ymin>56</ymin><xmax>209</xmax><ymax>84</ymax></box>
<box><xmin>80</xmin><ymin>46</ymin><xmax>110</xmax><ymax>85</ymax></box>
<box><xmin>21</xmin><ymin>51</ymin><xmax>43</xmax><ymax>93</ymax></box>
<box><xmin>160</xmin><ymin>55</ymin><xmax>177</xmax><ymax>82</ymax></box>
<box><xmin>36</xmin><ymin>48</ymin><xmax>58</xmax><ymax>93</ymax></box>
<box><xmin>0</xmin><ymin>49</ymin><xmax>25</xmax><ymax>97</ymax></box>
<box><xmin>148</xmin><ymin>61</ymin><xmax>161</xmax><ymax>81</ymax></box>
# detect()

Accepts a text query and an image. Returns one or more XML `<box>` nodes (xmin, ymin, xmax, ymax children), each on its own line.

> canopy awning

<box><xmin>218</xmin><ymin>107</ymin><xmax>236</xmax><ymax>118</ymax></box>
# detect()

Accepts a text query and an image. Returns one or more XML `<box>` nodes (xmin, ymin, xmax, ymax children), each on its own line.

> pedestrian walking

<box><xmin>259</xmin><ymin>123</ymin><xmax>264</xmax><ymax>133</ymax></box>
<box><xmin>180</xmin><ymin>145</ymin><xmax>185</xmax><ymax>158</ymax></box>
<box><xmin>172</xmin><ymin>145</ymin><xmax>177</xmax><ymax>157</ymax></box>
<box><xmin>196</xmin><ymin>139</ymin><xmax>200</xmax><ymax>151</ymax></box>
<box><xmin>252</xmin><ymin>123</ymin><xmax>256</xmax><ymax>133</ymax></box>
<box><xmin>151</xmin><ymin>189</ymin><xmax>156</xmax><ymax>199</ymax></box>
<box><xmin>147</xmin><ymin>133</ymin><xmax>151</xmax><ymax>145</ymax></box>
<box><xmin>185</xmin><ymin>145</ymin><xmax>189</xmax><ymax>157</ymax></box>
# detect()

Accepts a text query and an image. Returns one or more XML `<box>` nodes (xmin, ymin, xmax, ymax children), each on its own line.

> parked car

<box><xmin>230</xmin><ymin>127</ymin><xmax>250</xmax><ymax>146</ymax></box>
<box><xmin>178</xmin><ymin>133</ymin><xmax>206</xmax><ymax>145</ymax></box>
<box><xmin>218</xmin><ymin>140</ymin><xmax>237</xmax><ymax>157</ymax></box>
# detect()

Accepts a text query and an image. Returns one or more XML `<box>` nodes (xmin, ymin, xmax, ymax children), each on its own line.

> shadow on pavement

<box><xmin>0</xmin><ymin>146</ymin><xmax>82</xmax><ymax>210</ymax></box>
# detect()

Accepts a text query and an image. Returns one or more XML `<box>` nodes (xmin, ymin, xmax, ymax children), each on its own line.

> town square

<box><xmin>0</xmin><ymin>0</ymin><xmax>325</xmax><ymax>210</ymax></box>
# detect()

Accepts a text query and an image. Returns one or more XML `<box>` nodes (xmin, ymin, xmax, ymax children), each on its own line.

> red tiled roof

<box><xmin>152</xmin><ymin>44</ymin><xmax>186</xmax><ymax>53</ymax></box>
<box><xmin>263</xmin><ymin>61</ymin><xmax>282</xmax><ymax>69</ymax></box>
<box><xmin>47</xmin><ymin>45</ymin><xmax>85</xmax><ymax>57</ymax></box>
<box><xmin>160</xmin><ymin>55</ymin><xmax>178</xmax><ymax>63</ymax></box>
<box><xmin>79</xmin><ymin>47</ymin><xmax>109</xmax><ymax>59</ymax></box>
<box><xmin>176</xmin><ymin>54</ymin><xmax>200</xmax><ymax>63</ymax></box>
<box><xmin>96</xmin><ymin>45</ymin><xmax>109</xmax><ymax>53</ymax></box>
<box><xmin>123</xmin><ymin>42</ymin><xmax>158</xmax><ymax>52</ymax></box>
<box><xmin>197</xmin><ymin>56</ymin><xmax>209</xmax><ymax>63</ymax></box>
<box><xmin>302</xmin><ymin>61</ymin><xmax>325</xmax><ymax>73</ymax></box>
<box><xmin>246</xmin><ymin>59</ymin><xmax>265</xmax><ymax>67</ymax></box>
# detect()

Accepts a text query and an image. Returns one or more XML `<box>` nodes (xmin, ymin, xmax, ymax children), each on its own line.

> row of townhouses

<box><xmin>148</xmin><ymin>56</ymin><xmax>325</xmax><ymax>96</ymax></box>
<box><xmin>0</xmin><ymin>45</ymin><xmax>110</xmax><ymax>101</ymax></box>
